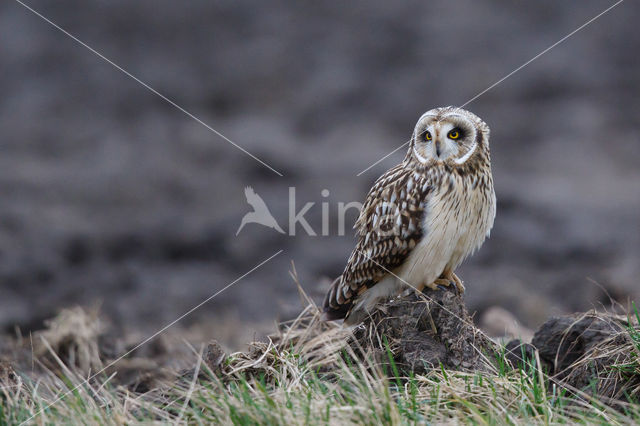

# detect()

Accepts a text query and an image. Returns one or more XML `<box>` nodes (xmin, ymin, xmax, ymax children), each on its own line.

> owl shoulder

<box><xmin>354</xmin><ymin>163</ymin><xmax>432</xmax><ymax>236</ymax></box>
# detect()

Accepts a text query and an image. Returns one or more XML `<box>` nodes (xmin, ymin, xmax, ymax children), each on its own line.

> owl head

<box><xmin>407</xmin><ymin>106</ymin><xmax>490</xmax><ymax>166</ymax></box>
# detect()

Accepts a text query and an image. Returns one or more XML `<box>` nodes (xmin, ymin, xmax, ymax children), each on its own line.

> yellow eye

<box><xmin>448</xmin><ymin>129</ymin><xmax>460</xmax><ymax>139</ymax></box>
<box><xmin>425</xmin><ymin>131</ymin><xmax>432</xmax><ymax>141</ymax></box>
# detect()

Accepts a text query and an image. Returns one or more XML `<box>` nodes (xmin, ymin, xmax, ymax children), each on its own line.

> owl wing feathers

<box><xmin>322</xmin><ymin>164</ymin><xmax>432</xmax><ymax>320</ymax></box>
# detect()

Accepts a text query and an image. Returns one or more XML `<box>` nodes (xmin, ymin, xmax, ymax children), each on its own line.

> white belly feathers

<box><xmin>396</xmin><ymin>174</ymin><xmax>495</xmax><ymax>289</ymax></box>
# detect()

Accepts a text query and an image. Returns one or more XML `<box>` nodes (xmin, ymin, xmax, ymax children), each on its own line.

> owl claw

<box><xmin>424</xmin><ymin>273</ymin><xmax>465</xmax><ymax>295</ymax></box>
<box><xmin>449</xmin><ymin>272</ymin><xmax>465</xmax><ymax>294</ymax></box>
<box><xmin>425</xmin><ymin>278</ymin><xmax>452</xmax><ymax>292</ymax></box>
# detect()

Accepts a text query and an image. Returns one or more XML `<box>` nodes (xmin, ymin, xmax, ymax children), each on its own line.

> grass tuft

<box><xmin>2</xmin><ymin>302</ymin><xmax>640</xmax><ymax>424</ymax></box>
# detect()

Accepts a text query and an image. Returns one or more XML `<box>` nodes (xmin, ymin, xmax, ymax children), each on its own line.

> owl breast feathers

<box><xmin>323</xmin><ymin>106</ymin><xmax>496</xmax><ymax>325</ymax></box>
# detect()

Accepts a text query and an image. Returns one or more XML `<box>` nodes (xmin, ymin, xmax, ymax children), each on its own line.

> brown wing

<box><xmin>323</xmin><ymin>164</ymin><xmax>432</xmax><ymax>320</ymax></box>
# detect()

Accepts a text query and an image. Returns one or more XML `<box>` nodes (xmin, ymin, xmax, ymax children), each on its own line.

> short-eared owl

<box><xmin>323</xmin><ymin>107</ymin><xmax>496</xmax><ymax>325</ymax></box>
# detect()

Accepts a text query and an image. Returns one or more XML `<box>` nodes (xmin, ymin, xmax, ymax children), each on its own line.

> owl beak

<box><xmin>435</xmin><ymin>140</ymin><xmax>442</xmax><ymax>157</ymax></box>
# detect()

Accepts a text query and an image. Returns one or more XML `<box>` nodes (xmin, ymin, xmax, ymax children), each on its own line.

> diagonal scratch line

<box><xmin>356</xmin><ymin>141</ymin><xmax>410</xmax><ymax>177</ymax></box>
<box><xmin>461</xmin><ymin>0</ymin><xmax>625</xmax><ymax>108</ymax></box>
<box><xmin>355</xmin><ymin>0</ymin><xmax>625</xmax><ymax>176</ymax></box>
<box><xmin>13</xmin><ymin>0</ymin><xmax>284</xmax><ymax>177</ymax></box>
<box><xmin>20</xmin><ymin>249</ymin><xmax>284</xmax><ymax>425</ymax></box>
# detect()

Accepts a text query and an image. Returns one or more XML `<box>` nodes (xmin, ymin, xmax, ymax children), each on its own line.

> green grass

<box><xmin>2</xmin><ymin>306</ymin><xmax>640</xmax><ymax>425</ymax></box>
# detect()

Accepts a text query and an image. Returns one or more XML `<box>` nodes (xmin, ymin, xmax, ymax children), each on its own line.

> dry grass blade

<box><xmin>2</xmin><ymin>300</ymin><xmax>640</xmax><ymax>424</ymax></box>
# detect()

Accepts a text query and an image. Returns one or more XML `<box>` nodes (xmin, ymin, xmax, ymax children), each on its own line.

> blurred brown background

<box><xmin>1</xmin><ymin>1</ymin><xmax>639</xmax><ymax>347</ymax></box>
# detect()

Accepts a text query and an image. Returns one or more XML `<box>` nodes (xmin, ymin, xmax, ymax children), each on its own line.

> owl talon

<box><xmin>424</xmin><ymin>278</ymin><xmax>453</xmax><ymax>292</ymax></box>
<box><xmin>451</xmin><ymin>273</ymin><xmax>465</xmax><ymax>294</ymax></box>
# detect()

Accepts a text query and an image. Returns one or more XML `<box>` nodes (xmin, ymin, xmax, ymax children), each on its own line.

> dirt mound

<box><xmin>351</xmin><ymin>287</ymin><xmax>495</xmax><ymax>374</ymax></box>
<box><xmin>527</xmin><ymin>312</ymin><xmax>640</xmax><ymax>402</ymax></box>
<box><xmin>3</xmin><ymin>291</ymin><xmax>639</xmax><ymax>408</ymax></box>
<box><xmin>196</xmin><ymin>289</ymin><xmax>640</xmax><ymax>407</ymax></box>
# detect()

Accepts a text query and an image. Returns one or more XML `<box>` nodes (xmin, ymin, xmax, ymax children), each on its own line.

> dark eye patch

<box><xmin>448</xmin><ymin>127</ymin><xmax>464</xmax><ymax>139</ymax></box>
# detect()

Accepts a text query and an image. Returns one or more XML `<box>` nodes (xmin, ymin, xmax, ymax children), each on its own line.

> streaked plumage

<box><xmin>323</xmin><ymin>106</ymin><xmax>496</xmax><ymax>325</ymax></box>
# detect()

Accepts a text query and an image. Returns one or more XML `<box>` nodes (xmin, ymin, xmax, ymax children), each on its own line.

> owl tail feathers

<box><xmin>321</xmin><ymin>277</ymin><xmax>352</xmax><ymax>322</ymax></box>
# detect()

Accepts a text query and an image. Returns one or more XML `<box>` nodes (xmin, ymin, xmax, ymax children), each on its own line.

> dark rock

<box><xmin>202</xmin><ymin>340</ymin><xmax>227</xmax><ymax>376</ymax></box>
<box><xmin>531</xmin><ymin>313</ymin><xmax>625</xmax><ymax>379</ymax></box>
<box><xmin>503</xmin><ymin>339</ymin><xmax>537</xmax><ymax>370</ymax></box>
<box><xmin>176</xmin><ymin>340</ymin><xmax>227</xmax><ymax>383</ymax></box>
<box><xmin>0</xmin><ymin>360</ymin><xmax>18</xmax><ymax>388</ymax></box>
<box><xmin>560</xmin><ymin>329</ymin><xmax>640</xmax><ymax>403</ymax></box>
<box><xmin>527</xmin><ymin>312</ymin><xmax>640</xmax><ymax>404</ymax></box>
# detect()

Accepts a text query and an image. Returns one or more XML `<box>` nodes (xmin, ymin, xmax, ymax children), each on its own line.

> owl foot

<box><xmin>424</xmin><ymin>278</ymin><xmax>453</xmax><ymax>292</ymax></box>
<box><xmin>441</xmin><ymin>272</ymin><xmax>465</xmax><ymax>294</ymax></box>
<box><xmin>424</xmin><ymin>273</ymin><xmax>465</xmax><ymax>295</ymax></box>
